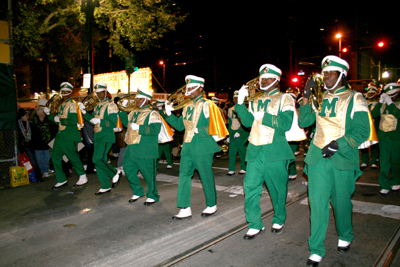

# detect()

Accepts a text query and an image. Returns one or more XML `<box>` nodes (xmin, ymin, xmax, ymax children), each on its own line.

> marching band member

<box><xmin>370</xmin><ymin>82</ymin><xmax>400</xmax><ymax>194</ymax></box>
<box><xmin>157</xmin><ymin>100</ymin><xmax>174</xmax><ymax>169</ymax></box>
<box><xmin>226</xmin><ymin>90</ymin><xmax>249</xmax><ymax>175</ymax></box>
<box><xmin>286</xmin><ymin>87</ymin><xmax>301</xmax><ymax>179</ymax></box>
<box><xmin>164</xmin><ymin>75</ymin><xmax>228</xmax><ymax>219</ymax></box>
<box><xmin>80</xmin><ymin>82</ymin><xmax>121</xmax><ymax>195</ymax></box>
<box><xmin>119</xmin><ymin>88</ymin><xmax>162</xmax><ymax>205</ymax></box>
<box><xmin>299</xmin><ymin>56</ymin><xmax>370</xmax><ymax>266</ymax></box>
<box><xmin>44</xmin><ymin>82</ymin><xmax>87</xmax><ymax>190</ymax></box>
<box><xmin>360</xmin><ymin>82</ymin><xmax>380</xmax><ymax>169</ymax></box>
<box><xmin>236</xmin><ymin>64</ymin><xmax>295</xmax><ymax>239</ymax></box>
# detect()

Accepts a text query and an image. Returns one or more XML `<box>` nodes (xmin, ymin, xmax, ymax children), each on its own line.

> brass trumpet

<box><xmin>45</xmin><ymin>93</ymin><xmax>64</xmax><ymax>115</ymax></box>
<box><xmin>117</xmin><ymin>93</ymin><xmax>138</xmax><ymax>112</ymax></box>
<box><xmin>81</xmin><ymin>91</ymin><xmax>100</xmax><ymax>112</ymax></box>
<box><xmin>167</xmin><ymin>85</ymin><xmax>193</xmax><ymax>110</ymax></box>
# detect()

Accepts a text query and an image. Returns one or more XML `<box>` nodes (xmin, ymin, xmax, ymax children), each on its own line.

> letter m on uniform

<box><xmin>184</xmin><ymin>106</ymin><xmax>194</xmax><ymax>121</ymax></box>
<box><xmin>131</xmin><ymin>111</ymin><xmax>140</xmax><ymax>123</ymax></box>
<box><xmin>319</xmin><ymin>97</ymin><xmax>339</xmax><ymax>117</ymax></box>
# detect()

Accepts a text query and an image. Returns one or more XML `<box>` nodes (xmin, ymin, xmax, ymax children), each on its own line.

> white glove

<box><xmin>54</xmin><ymin>116</ymin><xmax>60</xmax><ymax>123</ymax></box>
<box><xmin>43</xmin><ymin>107</ymin><xmax>50</xmax><ymax>115</ymax></box>
<box><xmin>194</xmin><ymin>128</ymin><xmax>198</xmax><ymax>134</ymax></box>
<box><xmin>78</xmin><ymin>102</ymin><xmax>86</xmax><ymax>115</ymax></box>
<box><xmin>90</xmin><ymin>118</ymin><xmax>101</xmax><ymax>125</ymax></box>
<box><xmin>379</xmin><ymin>93</ymin><xmax>387</xmax><ymax>103</ymax></box>
<box><xmin>226</xmin><ymin>137</ymin><xmax>230</xmax><ymax>143</ymax></box>
<box><xmin>165</xmin><ymin>101</ymin><xmax>174</xmax><ymax>116</ymax></box>
<box><xmin>234</xmin><ymin>132</ymin><xmax>240</xmax><ymax>138</ymax></box>
<box><xmin>130</xmin><ymin>123</ymin><xmax>139</xmax><ymax>130</ymax></box>
<box><xmin>253</xmin><ymin>111</ymin><xmax>264</xmax><ymax>121</ymax></box>
<box><xmin>238</xmin><ymin>85</ymin><xmax>249</xmax><ymax>105</ymax></box>
<box><xmin>386</xmin><ymin>95</ymin><xmax>393</xmax><ymax>105</ymax></box>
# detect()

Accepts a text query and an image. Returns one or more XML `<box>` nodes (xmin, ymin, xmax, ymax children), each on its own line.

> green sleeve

<box><xmin>235</xmin><ymin>103</ymin><xmax>254</xmax><ymax>128</ymax></box>
<box><xmin>262</xmin><ymin>110</ymin><xmax>294</xmax><ymax>133</ymax></box>
<box><xmin>139</xmin><ymin>122</ymin><xmax>161</xmax><ymax>136</ymax></box>
<box><xmin>299</xmin><ymin>103</ymin><xmax>316</xmax><ymax>128</ymax></box>
<box><xmin>336</xmin><ymin>110</ymin><xmax>370</xmax><ymax>154</ymax></box>
<box><xmin>164</xmin><ymin>113</ymin><xmax>185</xmax><ymax>131</ymax></box>
<box><xmin>370</xmin><ymin>103</ymin><xmax>382</xmax><ymax>119</ymax></box>
<box><xmin>386</xmin><ymin>103</ymin><xmax>400</xmax><ymax>119</ymax></box>
<box><xmin>118</xmin><ymin>111</ymin><xmax>129</xmax><ymax>127</ymax></box>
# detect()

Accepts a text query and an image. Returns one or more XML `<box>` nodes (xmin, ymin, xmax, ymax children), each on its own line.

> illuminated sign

<box><xmin>92</xmin><ymin>68</ymin><xmax>152</xmax><ymax>94</ymax></box>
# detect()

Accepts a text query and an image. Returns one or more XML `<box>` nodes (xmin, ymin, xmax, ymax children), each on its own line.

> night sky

<box><xmin>138</xmin><ymin>1</ymin><xmax>400</xmax><ymax>94</ymax></box>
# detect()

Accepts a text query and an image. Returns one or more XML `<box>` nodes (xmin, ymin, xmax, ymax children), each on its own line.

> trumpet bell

<box><xmin>167</xmin><ymin>85</ymin><xmax>193</xmax><ymax>110</ymax></box>
<box><xmin>82</xmin><ymin>91</ymin><xmax>100</xmax><ymax>112</ymax></box>
<box><xmin>45</xmin><ymin>94</ymin><xmax>64</xmax><ymax>115</ymax></box>
<box><xmin>117</xmin><ymin>94</ymin><xmax>138</xmax><ymax>112</ymax></box>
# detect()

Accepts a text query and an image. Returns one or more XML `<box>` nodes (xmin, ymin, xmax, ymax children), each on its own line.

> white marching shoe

<box><xmin>112</xmin><ymin>170</ymin><xmax>121</xmax><ymax>188</ymax></box>
<box><xmin>201</xmin><ymin>205</ymin><xmax>218</xmax><ymax>216</ymax></box>
<box><xmin>172</xmin><ymin>207</ymin><xmax>192</xmax><ymax>220</ymax></box>
<box><xmin>74</xmin><ymin>174</ymin><xmax>88</xmax><ymax>186</ymax></box>
<box><xmin>391</xmin><ymin>185</ymin><xmax>400</xmax><ymax>191</ymax></box>
<box><xmin>239</xmin><ymin>170</ymin><xmax>246</xmax><ymax>174</ymax></box>
<box><xmin>52</xmin><ymin>181</ymin><xmax>67</xmax><ymax>190</ymax></box>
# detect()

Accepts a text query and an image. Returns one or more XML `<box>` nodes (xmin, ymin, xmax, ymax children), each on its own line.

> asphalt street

<box><xmin>0</xmin><ymin>152</ymin><xmax>399</xmax><ymax>267</ymax></box>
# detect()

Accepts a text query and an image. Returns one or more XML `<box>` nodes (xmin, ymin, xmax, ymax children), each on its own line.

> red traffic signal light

<box><xmin>342</xmin><ymin>47</ymin><xmax>348</xmax><ymax>53</ymax></box>
<box><xmin>378</xmin><ymin>41</ymin><xmax>385</xmax><ymax>48</ymax></box>
<box><xmin>292</xmin><ymin>77</ymin><xmax>299</xmax><ymax>83</ymax></box>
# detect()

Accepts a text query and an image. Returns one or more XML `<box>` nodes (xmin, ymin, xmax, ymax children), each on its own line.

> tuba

<box><xmin>166</xmin><ymin>85</ymin><xmax>193</xmax><ymax>110</ymax></box>
<box><xmin>45</xmin><ymin>93</ymin><xmax>64</xmax><ymax>115</ymax></box>
<box><xmin>81</xmin><ymin>91</ymin><xmax>100</xmax><ymax>111</ymax></box>
<box><xmin>245</xmin><ymin>77</ymin><xmax>263</xmax><ymax>102</ymax></box>
<box><xmin>308</xmin><ymin>73</ymin><xmax>324</xmax><ymax>112</ymax></box>
<box><xmin>116</xmin><ymin>93</ymin><xmax>138</xmax><ymax>112</ymax></box>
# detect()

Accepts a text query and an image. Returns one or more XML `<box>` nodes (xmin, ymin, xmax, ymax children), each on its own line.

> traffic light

<box><xmin>378</xmin><ymin>41</ymin><xmax>385</xmax><ymax>48</ymax></box>
<box><xmin>342</xmin><ymin>47</ymin><xmax>348</xmax><ymax>53</ymax></box>
<box><xmin>292</xmin><ymin>77</ymin><xmax>299</xmax><ymax>83</ymax></box>
<box><xmin>125</xmin><ymin>54</ymin><xmax>139</xmax><ymax>75</ymax></box>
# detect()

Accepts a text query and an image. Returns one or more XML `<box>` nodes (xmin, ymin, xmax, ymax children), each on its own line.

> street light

<box><xmin>159</xmin><ymin>60</ymin><xmax>165</xmax><ymax>89</ymax></box>
<box><xmin>336</xmin><ymin>33</ymin><xmax>342</xmax><ymax>57</ymax></box>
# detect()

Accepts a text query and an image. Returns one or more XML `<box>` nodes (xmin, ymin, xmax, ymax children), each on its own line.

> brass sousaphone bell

<box><xmin>45</xmin><ymin>93</ymin><xmax>65</xmax><ymax>115</ymax></box>
<box><xmin>167</xmin><ymin>85</ymin><xmax>193</xmax><ymax>110</ymax></box>
<box><xmin>244</xmin><ymin>77</ymin><xmax>264</xmax><ymax>102</ymax></box>
<box><xmin>116</xmin><ymin>93</ymin><xmax>138</xmax><ymax>112</ymax></box>
<box><xmin>81</xmin><ymin>91</ymin><xmax>101</xmax><ymax>112</ymax></box>
<box><xmin>308</xmin><ymin>73</ymin><xmax>324</xmax><ymax>112</ymax></box>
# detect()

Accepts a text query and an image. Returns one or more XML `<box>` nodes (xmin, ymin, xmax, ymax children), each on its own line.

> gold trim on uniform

<box><xmin>124</xmin><ymin>108</ymin><xmax>160</xmax><ymax>145</ymax></box>
<box><xmin>313</xmin><ymin>90</ymin><xmax>353</xmax><ymax>149</ymax></box>
<box><xmin>57</xmin><ymin>100</ymin><xmax>76</xmax><ymax>131</ymax></box>
<box><xmin>248</xmin><ymin>91</ymin><xmax>288</xmax><ymax>146</ymax></box>
<box><xmin>228</xmin><ymin>106</ymin><xmax>241</xmax><ymax>130</ymax></box>
<box><xmin>182</xmin><ymin>100</ymin><xmax>208</xmax><ymax>143</ymax></box>
<box><xmin>379</xmin><ymin>102</ymin><xmax>400</xmax><ymax>132</ymax></box>
<box><xmin>94</xmin><ymin>101</ymin><xmax>118</xmax><ymax>133</ymax></box>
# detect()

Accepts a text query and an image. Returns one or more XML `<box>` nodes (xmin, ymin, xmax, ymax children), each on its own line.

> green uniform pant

<box><xmin>360</xmin><ymin>144</ymin><xmax>379</xmax><ymax>165</ymax></box>
<box><xmin>93</xmin><ymin>142</ymin><xmax>117</xmax><ymax>189</ymax></box>
<box><xmin>228</xmin><ymin>138</ymin><xmax>247</xmax><ymax>172</ymax></box>
<box><xmin>379</xmin><ymin>138</ymin><xmax>400</xmax><ymax>189</ymax></box>
<box><xmin>52</xmin><ymin>138</ymin><xmax>85</xmax><ymax>183</ymax></box>
<box><xmin>307</xmin><ymin>158</ymin><xmax>356</xmax><ymax>258</ymax></box>
<box><xmin>123</xmin><ymin>146</ymin><xmax>159</xmax><ymax>201</ymax></box>
<box><xmin>244</xmin><ymin>155</ymin><xmax>289</xmax><ymax>230</ymax></box>
<box><xmin>288</xmin><ymin>142</ymin><xmax>298</xmax><ymax>176</ymax></box>
<box><xmin>158</xmin><ymin>142</ymin><xmax>173</xmax><ymax>167</ymax></box>
<box><xmin>177</xmin><ymin>151</ymin><xmax>216</xmax><ymax>208</ymax></box>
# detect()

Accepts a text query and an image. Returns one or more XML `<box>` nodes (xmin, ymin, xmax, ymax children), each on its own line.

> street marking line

<box><xmin>356</xmin><ymin>182</ymin><xmax>380</xmax><ymax>187</ymax></box>
<box><xmin>299</xmin><ymin>198</ymin><xmax>400</xmax><ymax>220</ymax></box>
